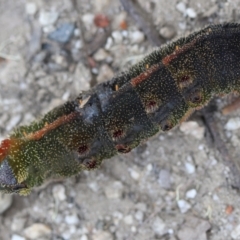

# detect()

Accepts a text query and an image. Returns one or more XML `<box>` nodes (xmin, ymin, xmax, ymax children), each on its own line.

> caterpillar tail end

<box><xmin>0</xmin><ymin>139</ymin><xmax>30</xmax><ymax>195</ymax></box>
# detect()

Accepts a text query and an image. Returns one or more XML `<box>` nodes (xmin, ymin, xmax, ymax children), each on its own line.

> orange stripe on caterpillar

<box><xmin>25</xmin><ymin>112</ymin><xmax>78</xmax><ymax>141</ymax></box>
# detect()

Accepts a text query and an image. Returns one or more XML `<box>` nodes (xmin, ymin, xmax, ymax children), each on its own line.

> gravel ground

<box><xmin>1</xmin><ymin>0</ymin><xmax>240</xmax><ymax>240</ymax></box>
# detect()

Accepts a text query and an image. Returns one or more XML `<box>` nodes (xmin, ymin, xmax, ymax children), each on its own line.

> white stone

<box><xmin>105</xmin><ymin>37</ymin><xmax>113</xmax><ymax>50</ymax></box>
<box><xmin>25</xmin><ymin>2</ymin><xmax>37</xmax><ymax>15</ymax></box>
<box><xmin>94</xmin><ymin>48</ymin><xmax>110</xmax><ymax>61</ymax></box>
<box><xmin>231</xmin><ymin>224</ymin><xmax>240</xmax><ymax>239</ymax></box>
<box><xmin>80</xmin><ymin>234</ymin><xmax>88</xmax><ymax>240</ymax></box>
<box><xmin>23</xmin><ymin>223</ymin><xmax>51</xmax><ymax>239</ymax></box>
<box><xmin>65</xmin><ymin>214</ymin><xmax>79</xmax><ymax>225</ymax></box>
<box><xmin>160</xmin><ymin>26</ymin><xmax>175</xmax><ymax>39</ymax></box>
<box><xmin>80</xmin><ymin>235</ymin><xmax>88</xmax><ymax>240</ymax></box>
<box><xmin>177</xmin><ymin>199</ymin><xmax>191</xmax><ymax>213</ymax></box>
<box><xmin>75</xmin><ymin>40</ymin><xmax>83</xmax><ymax>49</ymax></box>
<box><xmin>112</xmin><ymin>31</ymin><xmax>123</xmax><ymax>44</ymax></box>
<box><xmin>52</xmin><ymin>184</ymin><xmax>66</xmax><ymax>201</ymax></box>
<box><xmin>39</xmin><ymin>11</ymin><xmax>58</xmax><ymax>26</ymax></box>
<box><xmin>104</xmin><ymin>181</ymin><xmax>123</xmax><ymax>199</ymax></box>
<box><xmin>185</xmin><ymin>162</ymin><xmax>195</xmax><ymax>174</ymax></box>
<box><xmin>186</xmin><ymin>189</ymin><xmax>197</xmax><ymax>199</ymax></box>
<box><xmin>179</xmin><ymin>121</ymin><xmax>204</xmax><ymax>140</ymax></box>
<box><xmin>129</xmin><ymin>30</ymin><xmax>145</xmax><ymax>44</ymax></box>
<box><xmin>152</xmin><ymin>217</ymin><xmax>166</xmax><ymax>236</ymax></box>
<box><xmin>96</xmin><ymin>64</ymin><xmax>114</xmax><ymax>83</ymax></box>
<box><xmin>11</xmin><ymin>217</ymin><xmax>27</xmax><ymax>232</ymax></box>
<box><xmin>225</xmin><ymin>117</ymin><xmax>240</xmax><ymax>130</ymax></box>
<box><xmin>11</xmin><ymin>235</ymin><xmax>26</xmax><ymax>240</ymax></box>
<box><xmin>0</xmin><ymin>192</ymin><xmax>13</xmax><ymax>214</ymax></box>
<box><xmin>92</xmin><ymin>231</ymin><xmax>113</xmax><ymax>240</ymax></box>
<box><xmin>82</xmin><ymin>13</ymin><xmax>94</xmax><ymax>27</ymax></box>
<box><xmin>176</xmin><ymin>2</ymin><xmax>186</xmax><ymax>14</ymax></box>
<box><xmin>129</xmin><ymin>168</ymin><xmax>140</xmax><ymax>180</ymax></box>
<box><xmin>124</xmin><ymin>215</ymin><xmax>134</xmax><ymax>225</ymax></box>
<box><xmin>186</xmin><ymin>8</ymin><xmax>197</xmax><ymax>18</ymax></box>
<box><xmin>135</xmin><ymin>210</ymin><xmax>144</xmax><ymax>222</ymax></box>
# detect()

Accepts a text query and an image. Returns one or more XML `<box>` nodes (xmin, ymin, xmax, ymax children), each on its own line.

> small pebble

<box><xmin>92</xmin><ymin>230</ymin><xmax>113</xmax><ymax>240</ymax></box>
<box><xmin>152</xmin><ymin>217</ymin><xmax>166</xmax><ymax>236</ymax></box>
<box><xmin>180</xmin><ymin>121</ymin><xmax>204</xmax><ymax>140</ymax></box>
<box><xmin>23</xmin><ymin>223</ymin><xmax>51</xmax><ymax>240</ymax></box>
<box><xmin>11</xmin><ymin>217</ymin><xmax>27</xmax><ymax>232</ymax></box>
<box><xmin>39</xmin><ymin>10</ymin><xmax>58</xmax><ymax>26</ymax></box>
<box><xmin>112</xmin><ymin>31</ymin><xmax>123</xmax><ymax>44</ymax></box>
<box><xmin>231</xmin><ymin>224</ymin><xmax>240</xmax><ymax>239</ymax></box>
<box><xmin>176</xmin><ymin>2</ymin><xmax>186</xmax><ymax>14</ymax></box>
<box><xmin>80</xmin><ymin>235</ymin><xmax>88</xmax><ymax>240</ymax></box>
<box><xmin>0</xmin><ymin>192</ymin><xmax>13</xmax><ymax>214</ymax></box>
<box><xmin>11</xmin><ymin>235</ymin><xmax>26</xmax><ymax>240</ymax></box>
<box><xmin>75</xmin><ymin>40</ymin><xmax>83</xmax><ymax>49</ymax></box>
<box><xmin>104</xmin><ymin>181</ymin><xmax>123</xmax><ymax>199</ymax></box>
<box><xmin>186</xmin><ymin>8</ymin><xmax>197</xmax><ymax>18</ymax></box>
<box><xmin>82</xmin><ymin>13</ymin><xmax>95</xmax><ymax>28</ymax></box>
<box><xmin>177</xmin><ymin>199</ymin><xmax>191</xmax><ymax>213</ymax></box>
<box><xmin>158</xmin><ymin>169</ymin><xmax>171</xmax><ymax>189</ymax></box>
<box><xmin>185</xmin><ymin>162</ymin><xmax>195</xmax><ymax>174</ymax></box>
<box><xmin>52</xmin><ymin>184</ymin><xmax>66</xmax><ymax>201</ymax></box>
<box><xmin>160</xmin><ymin>26</ymin><xmax>176</xmax><ymax>39</ymax></box>
<box><xmin>225</xmin><ymin>117</ymin><xmax>240</xmax><ymax>130</ymax></box>
<box><xmin>6</xmin><ymin>114</ymin><xmax>22</xmax><ymax>131</ymax></box>
<box><xmin>186</xmin><ymin>189</ymin><xmax>197</xmax><ymax>199</ymax></box>
<box><xmin>135</xmin><ymin>210</ymin><xmax>144</xmax><ymax>222</ymax></box>
<box><xmin>48</xmin><ymin>23</ymin><xmax>75</xmax><ymax>43</ymax></box>
<box><xmin>129</xmin><ymin>168</ymin><xmax>140</xmax><ymax>180</ymax></box>
<box><xmin>129</xmin><ymin>30</ymin><xmax>145</xmax><ymax>44</ymax></box>
<box><xmin>25</xmin><ymin>2</ymin><xmax>37</xmax><ymax>15</ymax></box>
<box><xmin>96</xmin><ymin>64</ymin><xmax>114</xmax><ymax>83</ymax></box>
<box><xmin>65</xmin><ymin>214</ymin><xmax>79</xmax><ymax>225</ymax></box>
<box><xmin>124</xmin><ymin>215</ymin><xmax>134</xmax><ymax>225</ymax></box>
<box><xmin>93</xmin><ymin>48</ymin><xmax>110</xmax><ymax>61</ymax></box>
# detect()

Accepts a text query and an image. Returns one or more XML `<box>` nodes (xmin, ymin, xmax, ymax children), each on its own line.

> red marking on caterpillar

<box><xmin>116</xmin><ymin>144</ymin><xmax>131</xmax><ymax>153</ymax></box>
<box><xmin>0</xmin><ymin>139</ymin><xmax>11</xmax><ymax>163</ymax></box>
<box><xmin>25</xmin><ymin>112</ymin><xmax>78</xmax><ymax>141</ymax></box>
<box><xmin>162</xmin><ymin>39</ymin><xmax>198</xmax><ymax>66</ymax></box>
<box><xmin>130</xmin><ymin>63</ymin><xmax>160</xmax><ymax>87</ymax></box>
<box><xmin>77</xmin><ymin>145</ymin><xmax>89</xmax><ymax>155</ymax></box>
<box><xmin>112</xmin><ymin>129</ymin><xmax>125</xmax><ymax>141</ymax></box>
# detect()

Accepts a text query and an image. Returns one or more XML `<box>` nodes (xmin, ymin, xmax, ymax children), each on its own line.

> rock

<box><xmin>152</xmin><ymin>216</ymin><xmax>166</xmax><ymax>236</ymax></box>
<box><xmin>128</xmin><ymin>168</ymin><xmax>140</xmax><ymax>180</ymax></box>
<box><xmin>92</xmin><ymin>230</ymin><xmax>113</xmax><ymax>240</ymax></box>
<box><xmin>11</xmin><ymin>235</ymin><xmax>26</xmax><ymax>240</ymax></box>
<box><xmin>96</xmin><ymin>64</ymin><xmax>114</xmax><ymax>83</ymax></box>
<box><xmin>124</xmin><ymin>215</ymin><xmax>134</xmax><ymax>225</ymax></box>
<box><xmin>160</xmin><ymin>26</ymin><xmax>176</xmax><ymax>39</ymax></box>
<box><xmin>134</xmin><ymin>210</ymin><xmax>144</xmax><ymax>222</ymax></box>
<box><xmin>185</xmin><ymin>162</ymin><xmax>195</xmax><ymax>174</ymax></box>
<box><xmin>93</xmin><ymin>49</ymin><xmax>110</xmax><ymax>61</ymax></box>
<box><xmin>129</xmin><ymin>30</ymin><xmax>145</xmax><ymax>44</ymax></box>
<box><xmin>186</xmin><ymin>8</ymin><xmax>197</xmax><ymax>18</ymax></box>
<box><xmin>104</xmin><ymin>181</ymin><xmax>123</xmax><ymax>199</ymax></box>
<box><xmin>82</xmin><ymin>13</ymin><xmax>95</xmax><ymax>28</ymax></box>
<box><xmin>75</xmin><ymin>40</ymin><xmax>83</xmax><ymax>49</ymax></box>
<box><xmin>25</xmin><ymin>3</ymin><xmax>37</xmax><ymax>15</ymax></box>
<box><xmin>39</xmin><ymin>11</ymin><xmax>58</xmax><ymax>26</ymax></box>
<box><xmin>176</xmin><ymin>2</ymin><xmax>186</xmax><ymax>14</ymax></box>
<box><xmin>73</xmin><ymin>63</ymin><xmax>91</xmax><ymax>92</ymax></box>
<box><xmin>0</xmin><ymin>192</ymin><xmax>13</xmax><ymax>214</ymax></box>
<box><xmin>177</xmin><ymin>216</ymin><xmax>211</xmax><ymax>240</ymax></box>
<box><xmin>65</xmin><ymin>214</ymin><xmax>79</xmax><ymax>225</ymax></box>
<box><xmin>186</xmin><ymin>189</ymin><xmax>197</xmax><ymax>199</ymax></box>
<box><xmin>231</xmin><ymin>224</ymin><xmax>240</xmax><ymax>239</ymax></box>
<box><xmin>80</xmin><ymin>235</ymin><xmax>88</xmax><ymax>240</ymax></box>
<box><xmin>225</xmin><ymin>117</ymin><xmax>240</xmax><ymax>130</ymax></box>
<box><xmin>52</xmin><ymin>184</ymin><xmax>66</xmax><ymax>201</ymax></box>
<box><xmin>179</xmin><ymin>121</ymin><xmax>204</xmax><ymax>140</ymax></box>
<box><xmin>11</xmin><ymin>217</ymin><xmax>27</xmax><ymax>232</ymax></box>
<box><xmin>177</xmin><ymin>199</ymin><xmax>191</xmax><ymax>213</ymax></box>
<box><xmin>112</xmin><ymin>31</ymin><xmax>123</xmax><ymax>44</ymax></box>
<box><xmin>158</xmin><ymin>169</ymin><xmax>171</xmax><ymax>189</ymax></box>
<box><xmin>23</xmin><ymin>223</ymin><xmax>51</xmax><ymax>240</ymax></box>
<box><xmin>48</xmin><ymin>23</ymin><xmax>75</xmax><ymax>43</ymax></box>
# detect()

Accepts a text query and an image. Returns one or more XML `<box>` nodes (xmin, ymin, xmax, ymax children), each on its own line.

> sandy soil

<box><xmin>1</xmin><ymin>0</ymin><xmax>240</xmax><ymax>240</ymax></box>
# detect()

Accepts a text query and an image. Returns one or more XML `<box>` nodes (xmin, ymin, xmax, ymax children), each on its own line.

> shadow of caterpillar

<box><xmin>1</xmin><ymin>23</ymin><xmax>240</xmax><ymax>195</ymax></box>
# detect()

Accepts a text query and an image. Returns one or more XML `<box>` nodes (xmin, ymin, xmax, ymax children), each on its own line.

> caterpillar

<box><xmin>1</xmin><ymin>23</ymin><xmax>240</xmax><ymax>195</ymax></box>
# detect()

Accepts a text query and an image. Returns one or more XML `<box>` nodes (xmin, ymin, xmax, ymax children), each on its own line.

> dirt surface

<box><xmin>1</xmin><ymin>0</ymin><xmax>240</xmax><ymax>240</ymax></box>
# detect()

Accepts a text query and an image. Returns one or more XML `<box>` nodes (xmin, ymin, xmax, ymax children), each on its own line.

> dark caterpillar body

<box><xmin>1</xmin><ymin>23</ymin><xmax>240</xmax><ymax>195</ymax></box>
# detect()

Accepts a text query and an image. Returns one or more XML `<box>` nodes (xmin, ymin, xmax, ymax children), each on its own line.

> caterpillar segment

<box><xmin>1</xmin><ymin>23</ymin><xmax>240</xmax><ymax>195</ymax></box>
